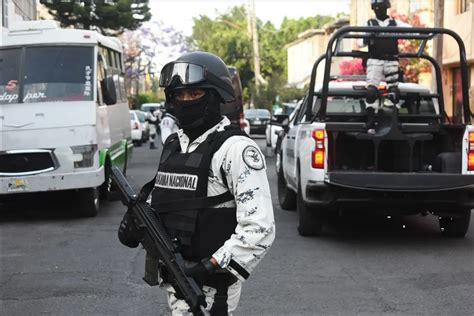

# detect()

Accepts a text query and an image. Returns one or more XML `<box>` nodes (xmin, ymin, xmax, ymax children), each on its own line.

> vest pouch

<box><xmin>160</xmin><ymin>209</ymin><xmax>198</xmax><ymax>256</ymax></box>
<box><xmin>191</xmin><ymin>207</ymin><xmax>237</xmax><ymax>260</ymax></box>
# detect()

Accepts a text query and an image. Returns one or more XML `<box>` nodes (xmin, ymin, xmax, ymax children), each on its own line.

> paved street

<box><xmin>1</xmin><ymin>136</ymin><xmax>474</xmax><ymax>315</ymax></box>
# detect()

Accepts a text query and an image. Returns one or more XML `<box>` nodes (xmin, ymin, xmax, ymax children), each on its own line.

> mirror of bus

<box><xmin>102</xmin><ymin>76</ymin><xmax>117</xmax><ymax>105</ymax></box>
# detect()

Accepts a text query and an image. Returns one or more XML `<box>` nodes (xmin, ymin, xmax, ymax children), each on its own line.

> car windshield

<box><xmin>135</xmin><ymin>111</ymin><xmax>146</xmax><ymax>122</ymax></box>
<box><xmin>0</xmin><ymin>46</ymin><xmax>94</xmax><ymax>104</ymax></box>
<box><xmin>245</xmin><ymin>109</ymin><xmax>271</xmax><ymax>119</ymax></box>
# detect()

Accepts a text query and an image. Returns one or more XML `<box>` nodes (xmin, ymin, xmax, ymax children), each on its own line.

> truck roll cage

<box><xmin>307</xmin><ymin>26</ymin><xmax>471</xmax><ymax>124</ymax></box>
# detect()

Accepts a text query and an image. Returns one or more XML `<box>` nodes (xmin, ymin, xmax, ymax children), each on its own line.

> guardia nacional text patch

<box><xmin>155</xmin><ymin>172</ymin><xmax>198</xmax><ymax>191</ymax></box>
<box><xmin>242</xmin><ymin>145</ymin><xmax>264</xmax><ymax>170</ymax></box>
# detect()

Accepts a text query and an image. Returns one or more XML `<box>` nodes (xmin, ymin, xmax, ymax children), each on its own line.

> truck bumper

<box><xmin>305</xmin><ymin>172</ymin><xmax>474</xmax><ymax>214</ymax></box>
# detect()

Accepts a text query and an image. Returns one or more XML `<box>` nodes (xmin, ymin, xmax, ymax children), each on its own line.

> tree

<box><xmin>39</xmin><ymin>0</ymin><xmax>151</xmax><ymax>35</ymax></box>
<box><xmin>190</xmin><ymin>5</ymin><xmax>336</xmax><ymax>108</ymax></box>
<box><xmin>390</xmin><ymin>9</ymin><xmax>431</xmax><ymax>83</ymax></box>
<box><xmin>121</xmin><ymin>21</ymin><xmax>188</xmax><ymax>102</ymax></box>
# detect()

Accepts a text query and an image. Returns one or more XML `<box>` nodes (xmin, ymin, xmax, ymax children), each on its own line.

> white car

<box><xmin>130</xmin><ymin>110</ymin><xmax>149</xmax><ymax>146</ymax></box>
<box><xmin>141</xmin><ymin>102</ymin><xmax>164</xmax><ymax>120</ymax></box>
<box><xmin>265</xmin><ymin>100</ymin><xmax>301</xmax><ymax>152</ymax></box>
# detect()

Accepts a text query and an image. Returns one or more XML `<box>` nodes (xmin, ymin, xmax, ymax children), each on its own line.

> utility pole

<box><xmin>248</xmin><ymin>0</ymin><xmax>264</xmax><ymax>98</ymax></box>
<box><xmin>433</xmin><ymin>0</ymin><xmax>444</xmax><ymax>67</ymax></box>
<box><xmin>433</xmin><ymin>0</ymin><xmax>444</xmax><ymax>95</ymax></box>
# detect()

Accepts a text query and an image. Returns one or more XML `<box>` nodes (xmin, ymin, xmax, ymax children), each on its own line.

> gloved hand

<box><xmin>387</xmin><ymin>86</ymin><xmax>400</xmax><ymax>105</ymax></box>
<box><xmin>118</xmin><ymin>211</ymin><xmax>142</xmax><ymax>248</ymax></box>
<box><xmin>184</xmin><ymin>257</ymin><xmax>218</xmax><ymax>286</ymax></box>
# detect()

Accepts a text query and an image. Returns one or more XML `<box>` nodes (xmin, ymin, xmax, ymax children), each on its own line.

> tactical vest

<box><xmin>368</xmin><ymin>18</ymin><xmax>399</xmax><ymax>60</ymax></box>
<box><xmin>151</xmin><ymin>126</ymin><xmax>248</xmax><ymax>261</ymax></box>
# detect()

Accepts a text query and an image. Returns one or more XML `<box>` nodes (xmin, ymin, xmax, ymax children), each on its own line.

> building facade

<box><xmin>286</xmin><ymin>19</ymin><xmax>350</xmax><ymax>88</ymax></box>
<box><xmin>1</xmin><ymin>0</ymin><xmax>37</xmax><ymax>30</ymax></box>
<box><xmin>442</xmin><ymin>0</ymin><xmax>473</xmax><ymax>121</ymax></box>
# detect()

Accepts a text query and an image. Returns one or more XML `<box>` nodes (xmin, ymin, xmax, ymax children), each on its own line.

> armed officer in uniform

<box><xmin>359</xmin><ymin>0</ymin><xmax>411</xmax><ymax>131</ymax></box>
<box><xmin>121</xmin><ymin>51</ymin><xmax>275</xmax><ymax>315</ymax></box>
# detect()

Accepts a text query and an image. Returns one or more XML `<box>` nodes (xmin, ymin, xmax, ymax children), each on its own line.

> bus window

<box><xmin>23</xmin><ymin>46</ymin><xmax>94</xmax><ymax>103</ymax></box>
<box><xmin>0</xmin><ymin>48</ymin><xmax>21</xmax><ymax>104</ymax></box>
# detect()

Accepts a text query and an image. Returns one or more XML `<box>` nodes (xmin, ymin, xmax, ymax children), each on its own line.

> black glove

<box><xmin>118</xmin><ymin>211</ymin><xmax>142</xmax><ymax>248</ymax></box>
<box><xmin>184</xmin><ymin>257</ymin><xmax>218</xmax><ymax>286</ymax></box>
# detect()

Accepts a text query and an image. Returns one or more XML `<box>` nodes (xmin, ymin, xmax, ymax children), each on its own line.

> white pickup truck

<box><xmin>277</xmin><ymin>26</ymin><xmax>474</xmax><ymax>237</ymax></box>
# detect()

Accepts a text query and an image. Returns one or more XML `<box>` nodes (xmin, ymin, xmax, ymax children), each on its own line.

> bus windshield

<box><xmin>0</xmin><ymin>46</ymin><xmax>94</xmax><ymax>104</ymax></box>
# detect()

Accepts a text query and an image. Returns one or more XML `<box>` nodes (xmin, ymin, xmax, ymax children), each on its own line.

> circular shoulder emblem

<box><xmin>242</xmin><ymin>145</ymin><xmax>265</xmax><ymax>170</ymax></box>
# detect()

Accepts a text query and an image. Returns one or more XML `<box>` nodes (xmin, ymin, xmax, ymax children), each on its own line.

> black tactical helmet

<box><xmin>371</xmin><ymin>0</ymin><xmax>391</xmax><ymax>9</ymax></box>
<box><xmin>159</xmin><ymin>51</ymin><xmax>235</xmax><ymax>103</ymax></box>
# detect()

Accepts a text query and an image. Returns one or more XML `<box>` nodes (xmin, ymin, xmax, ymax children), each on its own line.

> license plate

<box><xmin>254</xmin><ymin>120</ymin><xmax>261</xmax><ymax>125</ymax></box>
<box><xmin>8</xmin><ymin>178</ymin><xmax>28</xmax><ymax>192</ymax></box>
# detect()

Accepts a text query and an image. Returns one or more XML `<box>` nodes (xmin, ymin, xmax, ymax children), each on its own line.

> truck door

<box><xmin>284</xmin><ymin>97</ymin><xmax>309</xmax><ymax>188</ymax></box>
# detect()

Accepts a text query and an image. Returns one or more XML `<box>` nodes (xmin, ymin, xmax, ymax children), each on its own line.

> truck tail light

<box><xmin>469</xmin><ymin>132</ymin><xmax>474</xmax><ymax>170</ymax></box>
<box><xmin>239</xmin><ymin>111</ymin><xmax>245</xmax><ymax>130</ymax></box>
<box><xmin>312</xmin><ymin>129</ymin><xmax>325</xmax><ymax>169</ymax></box>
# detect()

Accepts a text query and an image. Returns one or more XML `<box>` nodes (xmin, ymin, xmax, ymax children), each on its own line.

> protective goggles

<box><xmin>159</xmin><ymin>61</ymin><xmax>235</xmax><ymax>102</ymax></box>
<box><xmin>159</xmin><ymin>62</ymin><xmax>207</xmax><ymax>88</ymax></box>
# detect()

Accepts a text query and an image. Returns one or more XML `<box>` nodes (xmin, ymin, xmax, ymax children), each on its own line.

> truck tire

<box><xmin>277</xmin><ymin>154</ymin><xmax>296</xmax><ymax>210</ymax></box>
<box><xmin>297</xmin><ymin>180</ymin><xmax>324</xmax><ymax>236</ymax></box>
<box><xmin>77</xmin><ymin>187</ymin><xmax>100</xmax><ymax>217</ymax></box>
<box><xmin>439</xmin><ymin>209</ymin><xmax>471</xmax><ymax>238</ymax></box>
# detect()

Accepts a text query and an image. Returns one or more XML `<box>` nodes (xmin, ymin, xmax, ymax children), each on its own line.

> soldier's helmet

<box><xmin>159</xmin><ymin>51</ymin><xmax>235</xmax><ymax>103</ymax></box>
<box><xmin>371</xmin><ymin>0</ymin><xmax>391</xmax><ymax>9</ymax></box>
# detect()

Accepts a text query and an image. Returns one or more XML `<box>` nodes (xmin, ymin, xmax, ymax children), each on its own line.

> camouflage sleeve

<box><xmin>212</xmin><ymin>137</ymin><xmax>275</xmax><ymax>281</ymax></box>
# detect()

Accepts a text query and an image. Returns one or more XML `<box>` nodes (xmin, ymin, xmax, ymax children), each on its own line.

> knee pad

<box><xmin>366</xmin><ymin>85</ymin><xmax>379</xmax><ymax>104</ymax></box>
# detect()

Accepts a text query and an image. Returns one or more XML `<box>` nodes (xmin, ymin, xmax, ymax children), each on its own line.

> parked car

<box><xmin>242</xmin><ymin>118</ymin><xmax>250</xmax><ymax>135</ymax></box>
<box><xmin>141</xmin><ymin>102</ymin><xmax>164</xmax><ymax>120</ymax></box>
<box><xmin>266</xmin><ymin>100</ymin><xmax>301</xmax><ymax>152</ymax></box>
<box><xmin>130</xmin><ymin>110</ymin><xmax>149</xmax><ymax>146</ymax></box>
<box><xmin>278</xmin><ymin>26</ymin><xmax>474</xmax><ymax>238</ymax></box>
<box><xmin>244</xmin><ymin>108</ymin><xmax>271</xmax><ymax>135</ymax></box>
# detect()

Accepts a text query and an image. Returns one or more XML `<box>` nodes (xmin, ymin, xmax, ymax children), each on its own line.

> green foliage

<box><xmin>128</xmin><ymin>91</ymin><xmax>159</xmax><ymax>109</ymax></box>
<box><xmin>253</xmin><ymin>74</ymin><xmax>306</xmax><ymax>110</ymax></box>
<box><xmin>40</xmin><ymin>0</ymin><xmax>151</xmax><ymax>35</ymax></box>
<box><xmin>189</xmin><ymin>6</ymin><xmax>335</xmax><ymax>105</ymax></box>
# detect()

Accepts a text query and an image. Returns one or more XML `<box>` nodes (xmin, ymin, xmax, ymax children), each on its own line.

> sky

<box><xmin>148</xmin><ymin>0</ymin><xmax>351</xmax><ymax>36</ymax></box>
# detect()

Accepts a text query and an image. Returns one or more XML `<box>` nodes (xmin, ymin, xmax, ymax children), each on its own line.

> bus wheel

<box><xmin>99</xmin><ymin>161</ymin><xmax>111</xmax><ymax>199</ymax></box>
<box><xmin>77</xmin><ymin>187</ymin><xmax>100</xmax><ymax>217</ymax></box>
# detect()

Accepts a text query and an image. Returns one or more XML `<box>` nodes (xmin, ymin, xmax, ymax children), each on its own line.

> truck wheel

<box><xmin>77</xmin><ymin>187</ymin><xmax>100</xmax><ymax>217</ymax></box>
<box><xmin>297</xmin><ymin>180</ymin><xmax>324</xmax><ymax>236</ymax></box>
<box><xmin>439</xmin><ymin>209</ymin><xmax>471</xmax><ymax>238</ymax></box>
<box><xmin>277</xmin><ymin>154</ymin><xmax>296</xmax><ymax>210</ymax></box>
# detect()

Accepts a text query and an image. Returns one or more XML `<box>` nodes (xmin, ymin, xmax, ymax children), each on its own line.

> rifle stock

<box><xmin>110</xmin><ymin>166</ymin><xmax>207</xmax><ymax>315</ymax></box>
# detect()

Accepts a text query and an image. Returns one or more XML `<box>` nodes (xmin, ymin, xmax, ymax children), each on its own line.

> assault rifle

<box><xmin>110</xmin><ymin>166</ymin><xmax>207</xmax><ymax>315</ymax></box>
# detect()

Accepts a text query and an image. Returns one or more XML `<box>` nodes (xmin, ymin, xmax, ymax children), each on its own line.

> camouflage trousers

<box><xmin>166</xmin><ymin>281</ymin><xmax>242</xmax><ymax>315</ymax></box>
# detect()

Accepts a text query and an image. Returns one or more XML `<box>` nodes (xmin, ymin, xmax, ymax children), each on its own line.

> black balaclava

<box><xmin>373</xmin><ymin>4</ymin><xmax>389</xmax><ymax>21</ymax></box>
<box><xmin>171</xmin><ymin>89</ymin><xmax>222</xmax><ymax>142</ymax></box>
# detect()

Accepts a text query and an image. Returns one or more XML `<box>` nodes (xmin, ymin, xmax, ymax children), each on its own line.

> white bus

<box><xmin>0</xmin><ymin>21</ymin><xmax>133</xmax><ymax>217</ymax></box>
